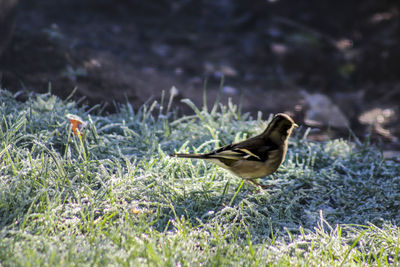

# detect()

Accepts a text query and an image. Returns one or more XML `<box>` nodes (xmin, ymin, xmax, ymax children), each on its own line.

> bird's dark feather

<box><xmin>204</xmin><ymin>137</ymin><xmax>279</xmax><ymax>162</ymax></box>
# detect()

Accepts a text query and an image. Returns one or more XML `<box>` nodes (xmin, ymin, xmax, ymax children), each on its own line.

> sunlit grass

<box><xmin>0</xmin><ymin>89</ymin><xmax>399</xmax><ymax>266</ymax></box>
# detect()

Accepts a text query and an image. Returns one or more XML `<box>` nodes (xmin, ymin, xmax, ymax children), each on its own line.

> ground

<box><xmin>1</xmin><ymin>0</ymin><xmax>399</xmax><ymax>156</ymax></box>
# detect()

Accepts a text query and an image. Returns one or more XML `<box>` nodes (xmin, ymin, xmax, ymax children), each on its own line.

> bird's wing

<box><xmin>206</xmin><ymin>138</ymin><xmax>279</xmax><ymax>162</ymax></box>
<box><xmin>205</xmin><ymin>144</ymin><xmax>246</xmax><ymax>160</ymax></box>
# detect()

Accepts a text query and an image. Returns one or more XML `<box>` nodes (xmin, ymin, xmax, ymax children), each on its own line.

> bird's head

<box><xmin>263</xmin><ymin>113</ymin><xmax>298</xmax><ymax>142</ymax></box>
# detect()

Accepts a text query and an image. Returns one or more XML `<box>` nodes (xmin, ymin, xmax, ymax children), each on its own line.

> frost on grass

<box><xmin>0</xmin><ymin>89</ymin><xmax>399</xmax><ymax>266</ymax></box>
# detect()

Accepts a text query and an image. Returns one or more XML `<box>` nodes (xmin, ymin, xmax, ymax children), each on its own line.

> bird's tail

<box><xmin>170</xmin><ymin>153</ymin><xmax>209</xmax><ymax>159</ymax></box>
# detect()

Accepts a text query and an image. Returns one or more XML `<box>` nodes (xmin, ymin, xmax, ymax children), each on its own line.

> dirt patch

<box><xmin>1</xmin><ymin>0</ymin><xmax>399</xmax><ymax>155</ymax></box>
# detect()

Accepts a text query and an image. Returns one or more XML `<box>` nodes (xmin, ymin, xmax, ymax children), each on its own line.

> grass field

<box><xmin>1</xmin><ymin>89</ymin><xmax>399</xmax><ymax>266</ymax></box>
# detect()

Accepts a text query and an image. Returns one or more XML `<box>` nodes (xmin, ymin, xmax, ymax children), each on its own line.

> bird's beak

<box><xmin>293</xmin><ymin>123</ymin><xmax>299</xmax><ymax>128</ymax></box>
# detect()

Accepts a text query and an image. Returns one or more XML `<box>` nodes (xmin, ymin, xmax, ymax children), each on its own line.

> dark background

<box><xmin>1</xmin><ymin>0</ymin><xmax>399</xmax><ymax>156</ymax></box>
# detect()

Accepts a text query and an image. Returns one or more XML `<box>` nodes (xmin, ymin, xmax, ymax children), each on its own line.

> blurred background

<box><xmin>0</xmin><ymin>0</ymin><xmax>399</xmax><ymax>156</ymax></box>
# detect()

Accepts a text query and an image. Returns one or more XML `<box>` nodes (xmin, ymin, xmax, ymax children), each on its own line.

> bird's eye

<box><xmin>281</xmin><ymin>125</ymin><xmax>291</xmax><ymax>135</ymax></box>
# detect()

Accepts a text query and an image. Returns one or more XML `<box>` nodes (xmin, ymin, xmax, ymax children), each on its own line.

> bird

<box><xmin>170</xmin><ymin>113</ymin><xmax>298</xmax><ymax>188</ymax></box>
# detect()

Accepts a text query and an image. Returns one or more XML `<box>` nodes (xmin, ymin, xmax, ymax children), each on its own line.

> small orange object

<box><xmin>70</xmin><ymin>118</ymin><xmax>82</xmax><ymax>135</ymax></box>
<box><xmin>66</xmin><ymin>114</ymin><xmax>85</xmax><ymax>136</ymax></box>
<box><xmin>131</xmin><ymin>207</ymin><xmax>140</xmax><ymax>214</ymax></box>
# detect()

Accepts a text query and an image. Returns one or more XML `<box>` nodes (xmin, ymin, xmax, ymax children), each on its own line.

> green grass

<box><xmin>0</xmin><ymin>89</ymin><xmax>399</xmax><ymax>266</ymax></box>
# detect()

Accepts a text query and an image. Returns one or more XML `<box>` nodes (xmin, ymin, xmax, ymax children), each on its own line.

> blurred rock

<box><xmin>333</xmin><ymin>90</ymin><xmax>364</xmax><ymax>121</ymax></box>
<box><xmin>220</xmin><ymin>65</ymin><xmax>238</xmax><ymax>77</ymax></box>
<box><xmin>222</xmin><ymin>85</ymin><xmax>238</xmax><ymax>95</ymax></box>
<box><xmin>301</xmin><ymin>91</ymin><xmax>350</xmax><ymax>129</ymax></box>
<box><xmin>359</xmin><ymin>108</ymin><xmax>397</xmax><ymax>142</ymax></box>
<box><xmin>203</xmin><ymin>61</ymin><xmax>238</xmax><ymax>78</ymax></box>
<box><xmin>270</xmin><ymin>43</ymin><xmax>287</xmax><ymax>55</ymax></box>
<box><xmin>359</xmin><ymin>108</ymin><xmax>394</xmax><ymax>125</ymax></box>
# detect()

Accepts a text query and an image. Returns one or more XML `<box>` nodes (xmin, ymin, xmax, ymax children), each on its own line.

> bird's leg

<box><xmin>247</xmin><ymin>179</ymin><xmax>274</xmax><ymax>189</ymax></box>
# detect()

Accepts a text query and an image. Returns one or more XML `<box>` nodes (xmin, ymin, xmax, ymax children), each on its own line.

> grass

<box><xmin>0</xmin><ymin>88</ymin><xmax>399</xmax><ymax>266</ymax></box>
